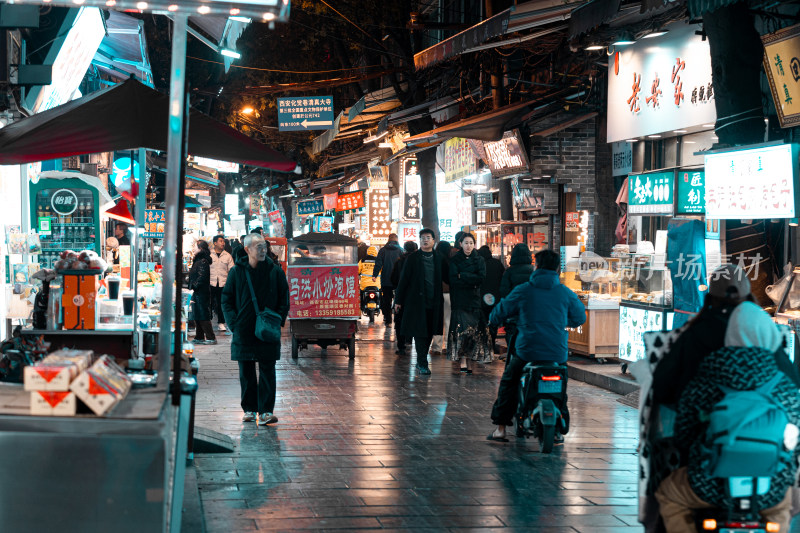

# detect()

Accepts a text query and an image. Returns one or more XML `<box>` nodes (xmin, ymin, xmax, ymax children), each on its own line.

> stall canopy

<box><xmin>0</xmin><ymin>78</ymin><xmax>296</xmax><ymax>172</ymax></box>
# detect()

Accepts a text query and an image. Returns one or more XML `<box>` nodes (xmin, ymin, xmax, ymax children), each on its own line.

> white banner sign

<box><xmin>607</xmin><ymin>23</ymin><xmax>716</xmax><ymax>142</ymax></box>
<box><xmin>704</xmin><ymin>143</ymin><xmax>798</xmax><ymax>219</ymax></box>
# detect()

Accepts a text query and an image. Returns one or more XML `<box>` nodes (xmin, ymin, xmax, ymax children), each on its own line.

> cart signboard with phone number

<box><xmin>288</xmin><ymin>265</ymin><xmax>359</xmax><ymax>318</ymax></box>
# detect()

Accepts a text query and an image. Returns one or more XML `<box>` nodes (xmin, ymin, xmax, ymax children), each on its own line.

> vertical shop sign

<box><xmin>612</xmin><ymin>142</ymin><xmax>633</xmax><ymax>176</ymax></box>
<box><xmin>367</xmin><ymin>189</ymin><xmax>391</xmax><ymax>243</ymax></box>
<box><xmin>607</xmin><ymin>23</ymin><xmax>715</xmax><ymax>142</ymax></box>
<box><xmin>676</xmin><ymin>170</ymin><xmax>705</xmax><ymax>214</ymax></box>
<box><xmin>249</xmin><ymin>194</ymin><xmax>262</xmax><ymax>216</ymax></box>
<box><xmin>627</xmin><ymin>170</ymin><xmax>675</xmax><ymax>215</ymax></box>
<box><xmin>143</xmin><ymin>209</ymin><xmax>165</xmax><ymax>238</ymax></box>
<box><xmin>437</xmin><ymin>191</ymin><xmax>458</xmax><ymax>243</ymax></box>
<box><xmin>762</xmin><ymin>24</ymin><xmax>800</xmax><ymax>128</ymax></box>
<box><xmin>287</xmin><ymin>265</ymin><xmax>360</xmax><ymax>318</ymax></box>
<box><xmin>402</xmin><ymin>158</ymin><xmax>421</xmax><ymax>221</ymax></box>
<box><xmin>444</xmin><ymin>137</ymin><xmax>476</xmax><ymax>183</ymax></box>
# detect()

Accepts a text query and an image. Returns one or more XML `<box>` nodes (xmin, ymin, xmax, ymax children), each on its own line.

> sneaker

<box><xmin>218</xmin><ymin>323</ymin><xmax>227</xmax><ymax>332</ymax></box>
<box><xmin>191</xmin><ymin>338</ymin><xmax>206</xmax><ymax>345</ymax></box>
<box><xmin>203</xmin><ymin>339</ymin><xmax>218</xmax><ymax>345</ymax></box>
<box><xmin>416</xmin><ymin>364</ymin><xmax>431</xmax><ymax>375</ymax></box>
<box><xmin>225</xmin><ymin>330</ymin><xmax>233</xmax><ymax>336</ymax></box>
<box><xmin>242</xmin><ymin>411</ymin><xmax>256</xmax><ymax>422</ymax></box>
<box><xmin>257</xmin><ymin>413</ymin><xmax>278</xmax><ymax>425</ymax></box>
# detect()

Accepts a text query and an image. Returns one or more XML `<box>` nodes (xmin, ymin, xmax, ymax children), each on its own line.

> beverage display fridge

<box><xmin>29</xmin><ymin>175</ymin><xmax>106</xmax><ymax>269</ymax></box>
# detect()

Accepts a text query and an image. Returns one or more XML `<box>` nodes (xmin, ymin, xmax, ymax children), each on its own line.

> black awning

<box><xmin>0</xmin><ymin>78</ymin><xmax>296</xmax><ymax>172</ymax></box>
<box><xmin>567</xmin><ymin>0</ymin><xmax>621</xmax><ymax>39</ymax></box>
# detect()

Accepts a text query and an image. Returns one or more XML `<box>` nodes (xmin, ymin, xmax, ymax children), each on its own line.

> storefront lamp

<box><xmin>643</xmin><ymin>30</ymin><xmax>667</xmax><ymax>39</ymax></box>
<box><xmin>584</xmin><ymin>45</ymin><xmax>604</xmax><ymax>51</ymax></box>
<box><xmin>790</xmin><ymin>218</ymin><xmax>799</xmax><ymax>227</ymax></box>
<box><xmin>220</xmin><ymin>48</ymin><xmax>241</xmax><ymax>59</ymax></box>
<box><xmin>104</xmin><ymin>199</ymin><xmax>136</xmax><ymax>225</ymax></box>
<box><xmin>612</xmin><ymin>32</ymin><xmax>636</xmax><ymax>46</ymax></box>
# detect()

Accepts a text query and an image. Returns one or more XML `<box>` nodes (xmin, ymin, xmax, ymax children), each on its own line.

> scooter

<box><xmin>695</xmin><ymin>478</ymin><xmax>780</xmax><ymax>532</ymax></box>
<box><xmin>360</xmin><ymin>286</ymin><xmax>381</xmax><ymax>323</ymax></box>
<box><xmin>516</xmin><ymin>362</ymin><xmax>568</xmax><ymax>453</ymax></box>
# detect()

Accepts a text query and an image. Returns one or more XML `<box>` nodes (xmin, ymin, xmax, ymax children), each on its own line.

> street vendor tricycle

<box><xmin>287</xmin><ymin>232</ymin><xmax>359</xmax><ymax>358</ymax></box>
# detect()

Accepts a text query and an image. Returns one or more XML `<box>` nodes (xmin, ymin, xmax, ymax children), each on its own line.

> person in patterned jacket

<box><xmin>655</xmin><ymin>301</ymin><xmax>800</xmax><ymax>532</ymax></box>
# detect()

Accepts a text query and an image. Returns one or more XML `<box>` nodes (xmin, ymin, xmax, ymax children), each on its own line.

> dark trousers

<box><xmin>195</xmin><ymin>320</ymin><xmax>216</xmax><ymax>341</ymax></box>
<box><xmin>491</xmin><ymin>355</ymin><xmax>569</xmax><ymax>428</ymax></box>
<box><xmin>413</xmin><ymin>308</ymin><xmax>436</xmax><ymax>368</ymax></box>
<box><xmin>210</xmin><ymin>285</ymin><xmax>225</xmax><ymax>324</ymax></box>
<box><xmin>238</xmin><ymin>360</ymin><xmax>276</xmax><ymax>414</ymax></box>
<box><xmin>396</xmin><ymin>307</ymin><xmax>406</xmax><ymax>349</ymax></box>
<box><xmin>380</xmin><ymin>287</ymin><xmax>394</xmax><ymax>324</ymax></box>
<box><xmin>482</xmin><ymin>304</ymin><xmax>498</xmax><ymax>347</ymax></box>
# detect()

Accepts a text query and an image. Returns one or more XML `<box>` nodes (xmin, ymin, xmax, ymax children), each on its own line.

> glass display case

<box><xmin>775</xmin><ymin>267</ymin><xmax>800</xmax><ymax>322</ymax></box>
<box><xmin>561</xmin><ymin>257</ymin><xmax>621</xmax><ymax>310</ymax></box>
<box><xmin>619</xmin><ymin>256</ymin><xmax>673</xmax><ymax>308</ymax></box>
<box><xmin>473</xmin><ymin>220</ymin><xmax>550</xmax><ymax>267</ymax></box>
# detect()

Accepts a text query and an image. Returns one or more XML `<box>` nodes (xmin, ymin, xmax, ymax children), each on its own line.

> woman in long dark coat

<box><xmin>189</xmin><ymin>239</ymin><xmax>216</xmax><ymax>344</ymax></box>
<box><xmin>447</xmin><ymin>233</ymin><xmax>492</xmax><ymax>373</ymax></box>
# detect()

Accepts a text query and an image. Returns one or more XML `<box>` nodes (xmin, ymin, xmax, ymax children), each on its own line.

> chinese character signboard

<box><xmin>402</xmin><ymin>158</ymin><xmax>421</xmax><ymax>221</ymax></box>
<box><xmin>367</xmin><ymin>189</ymin><xmax>391</xmax><ymax>243</ymax></box>
<box><xmin>287</xmin><ymin>265</ymin><xmax>360</xmax><ymax>318</ymax></box>
<box><xmin>763</xmin><ymin>24</ymin><xmax>800</xmax><ymax>128</ymax></box>
<box><xmin>704</xmin><ymin>144</ymin><xmax>799</xmax><ymax>219</ymax></box>
<box><xmin>608</xmin><ymin>24</ymin><xmax>715</xmax><ymax>142</ymax></box>
<box><xmin>336</xmin><ymin>191</ymin><xmax>365</xmax><ymax>212</ymax></box>
<box><xmin>612</xmin><ymin>142</ymin><xmax>633</xmax><ymax>176</ymax></box>
<box><xmin>444</xmin><ymin>137</ymin><xmax>477</xmax><ymax>183</ymax></box>
<box><xmin>676</xmin><ymin>170</ymin><xmax>705</xmax><ymax>214</ymax></box>
<box><xmin>628</xmin><ymin>170</ymin><xmax>675</xmax><ymax>215</ymax></box>
<box><xmin>249</xmin><ymin>194</ymin><xmax>262</xmax><ymax>216</ymax></box>
<box><xmin>297</xmin><ymin>199</ymin><xmax>324</xmax><ymax>216</ymax></box>
<box><xmin>470</xmin><ymin>130</ymin><xmax>530</xmax><ymax>177</ymax></box>
<box><xmin>277</xmin><ymin>96</ymin><xmax>335</xmax><ymax>131</ymax></box>
<box><xmin>398</xmin><ymin>223</ymin><xmax>421</xmax><ymax>243</ymax></box>
<box><xmin>565</xmin><ymin>212</ymin><xmax>580</xmax><ymax>232</ymax></box>
<box><xmin>143</xmin><ymin>209</ymin><xmax>165</xmax><ymax>238</ymax></box>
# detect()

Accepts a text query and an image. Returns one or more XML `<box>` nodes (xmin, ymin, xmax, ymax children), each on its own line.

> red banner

<box><xmin>323</xmin><ymin>192</ymin><xmax>338</xmax><ymax>210</ymax></box>
<box><xmin>288</xmin><ymin>265</ymin><xmax>359</xmax><ymax>318</ymax></box>
<box><xmin>336</xmin><ymin>191</ymin><xmax>365</xmax><ymax>212</ymax></box>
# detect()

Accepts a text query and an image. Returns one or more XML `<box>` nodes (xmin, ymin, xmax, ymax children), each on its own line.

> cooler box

<box><xmin>62</xmin><ymin>272</ymin><xmax>98</xmax><ymax>330</ymax></box>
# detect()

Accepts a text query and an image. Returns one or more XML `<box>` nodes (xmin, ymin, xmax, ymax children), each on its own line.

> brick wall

<box><xmin>525</xmin><ymin>113</ymin><xmax>616</xmax><ymax>255</ymax></box>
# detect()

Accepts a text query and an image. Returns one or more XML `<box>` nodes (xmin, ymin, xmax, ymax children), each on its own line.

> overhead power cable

<box><xmin>186</xmin><ymin>55</ymin><xmax>387</xmax><ymax>75</ymax></box>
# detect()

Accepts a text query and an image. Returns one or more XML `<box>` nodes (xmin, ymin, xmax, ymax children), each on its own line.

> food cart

<box><xmin>287</xmin><ymin>233</ymin><xmax>359</xmax><ymax>359</ymax></box>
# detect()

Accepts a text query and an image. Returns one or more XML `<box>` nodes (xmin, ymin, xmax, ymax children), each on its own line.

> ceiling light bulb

<box><xmin>167</xmin><ymin>4</ymin><xmax>178</xmax><ymax>11</ymax></box>
<box><xmin>584</xmin><ymin>45</ymin><xmax>604</xmax><ymax>51</ymax></box>
<box><xmin>105</xmin><ymin>0</ymin><xmax>116</xmax><ymax>5</ymax></box>
<box><xmin>648</xmin><ymin>135</ymin><xmax>662</xmax><ymax>138</ymax></box>
<box><xmin>230</xmin><ymin>8</ymin><xmax>240</xmax><ymax>15</ymax></box>
<box><xmin>702</xmin><ymin>124</ymin><xmax>714</xmax><ymax>128</ymax></box>
<box><xmin>220</xmin><ymin>49</ymin><xmax>241</xmax><ymax>59</ymax></box>
<box><xmin>263</xmin><ymin>12</ymin><xmax>276</xmax><ymax>21</ymax></box>
<box><xmin>197</xmin><ymin>5</ymin><xmax>211</xmax><ymax>14</ymax></box>
<box><xmin>643</xmin><ymin>30</ymin><xmax>667</xmax><ymax>39</ymax></box>
<box><xmin>136</xmin><ymin>1</ymin><xmax>147</xmax><ymax>9</ymax></box>
<box><xmin>241</xmin><ymin>107</ymin><xmax>255</xmax><ymax>115</ymax></box>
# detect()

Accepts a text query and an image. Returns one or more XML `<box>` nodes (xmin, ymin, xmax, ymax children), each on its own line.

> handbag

<box><xmin>244</xmin><ymin>267</ymin><xmax>282</xmax><ymax>344</ymax></box>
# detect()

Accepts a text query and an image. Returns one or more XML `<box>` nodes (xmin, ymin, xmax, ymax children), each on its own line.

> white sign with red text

<box><xmin>607</xmin><ymin>23</ymin><xmax>716</xmax><ymax>142</ymax></box>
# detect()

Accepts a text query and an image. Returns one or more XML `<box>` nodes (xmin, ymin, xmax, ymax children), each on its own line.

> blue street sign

<box><xmin>278</xmin><ymin>96</ymin><xmax>335</xmax><ymax>131</ymax></box>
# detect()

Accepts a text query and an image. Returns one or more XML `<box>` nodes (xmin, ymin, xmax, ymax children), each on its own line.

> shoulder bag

<box><xmin>244</xmin><ymin>267</ymin><xmax>282</xmax><ymax>344</ymax></box>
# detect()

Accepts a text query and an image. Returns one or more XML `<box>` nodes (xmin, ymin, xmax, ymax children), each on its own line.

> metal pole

<box><xmin>157</xmin><ymin>14</ymin><xmax>188</xmax><ymax>393</ymax></box>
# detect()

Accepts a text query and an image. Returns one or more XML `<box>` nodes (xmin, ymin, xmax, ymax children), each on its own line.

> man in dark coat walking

<box><xmin>394</xmin><ymin>228</ymin><xmax>449</xmax><ymax>375</ymax></box>
<box><xmin>372</xmin><ymin>233</ymin><xmax>404</xmax><ymax>326</ymax></box>
<box><xmin>477</xmin><ymin>246</ymin><xmax>505</xmax><ymax>351</ymax></box>
<box><xmin>222</xmin><ymin>233</ymin><xmax>290</xmax><ymax>426</ymax></box>
<box><xmin>391</xmin><ymin>241</ymin><xmax>417</xmax><ymax>355</ymax></box>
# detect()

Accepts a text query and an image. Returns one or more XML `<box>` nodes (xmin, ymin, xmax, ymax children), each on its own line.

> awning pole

<box><xmin>157</xmin><ymin>14</ymin><xmax>188</xmax><ymax>398</ymax></box>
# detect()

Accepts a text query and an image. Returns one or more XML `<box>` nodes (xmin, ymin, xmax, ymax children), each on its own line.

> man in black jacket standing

<box><xmin>394</xmin><ymin>229</ymin><xmax>449</xmax><ymax>375</ymax></box>
<box><xmin>222</xmin><ymin>233</ymin><xmax>290</xmax><ymax>426</ymax></box>
<box><xmin>372</xmin><ymin>233</ymin><xmax>404</xmax><ymax>326</ymax></box>
<box><xmin>391</xmin><ymin>241</ymin><xmax>417</xmax><ymax>355</ymax></box>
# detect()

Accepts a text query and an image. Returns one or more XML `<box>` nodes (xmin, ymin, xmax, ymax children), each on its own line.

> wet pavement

<box><xmin>191</xmin><ymin>319</ymin><xmax>643</xmax><ymax>532</ymax></box>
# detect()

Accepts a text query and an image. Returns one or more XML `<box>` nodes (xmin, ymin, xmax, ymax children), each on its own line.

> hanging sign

<box><xmin>249</xmin><ymin>194</ymin><xmax>262</xmax><ymax>216</ymax></box>
<box><xmin>704</xmin><ymin>143</ymin><xmax>799</xmax><ymax>219</ymax></box>
<box><xmin>676</xmin><ymin>170</ymin><xmax>705</xmax><ymax>214</ymax></box>
<box><xmin>398</xmin><ymin>223</ymin><xmax>421</xmax><ymax>243</ymax></box>
<box><xmin>336</xmin><ymin>191</ymin><xmax>365</xmax><ymax>212</ymax></box>
<box><xmin>277</xmin><ymin>95</ymin><xmax>334</xmax><ymax>131</ymax></box>
<box><xmin>297</xmin><ymin>199</ymin><xmax>324</xmax><ymax>216</ymax></box>
<box><xmin>762</xmin><ymin>24</ymin><xmax>800</xmax><ymax>128</ymax></box>
<box><xmin>323</xmin><ymin>192</ymin><xmax>338</xmax><ymax>211</ymax></box>
<box><xmin>367</xmin><ymin>189</ymin><xmax>391</xmax><ymax>243</ymax></box>
<box><xmin>444</xmin><ymin>137</ymin><xmax>477</xmax><ymax>183</ymax></box>
<box><xmin>267</xmin><ymin>210</ymin><xmax>285</xmax><ymax>237</ymax></box>
<box><xmin>628</xmin><ymin>170</ymin><xmax>675</xmax><ymax>215</ymax></box>
<box><xmin>143</xmin><ymin>209</ymin><xmax>165</xmax><ymax>239</ymax></box>
<box><xmin>402</xmin><ymin>158</ymin><xmax>421</xmax><ymax>221</ymax></box>
<box><xmin>470</xmin><ymin>130</ymin><xmax>530</xmax><ymax>177</ymax></box>
<box><xmin>288</xmin><ymin>265</ymin><xmax>360</xmax><ymax>318</ymax></box>
<box><xmin>607</xmin><ymin>23</ymin><xmax>715</xmax><ymax>142</ymax></box>
<box><xmin>312</xmin><ymin>216</ymin><xmax>334</xmax><ymax>233</ymax></box>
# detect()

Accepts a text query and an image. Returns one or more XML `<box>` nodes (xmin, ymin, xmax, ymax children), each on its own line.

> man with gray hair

<box><xmin>222</xmin><ymin>233</ymin><xmax>290</xmax><ymax>426</ymax></box>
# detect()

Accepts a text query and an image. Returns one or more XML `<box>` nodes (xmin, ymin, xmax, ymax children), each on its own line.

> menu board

<box><xmin>367</xmin><ymin>189</ymin><xmax>391</xmax><ymax>243</ymax></box>
<box><xmin>336</xmin><ymin>191</ymin><xmax>365</xmax><ymax>212</ymax></box>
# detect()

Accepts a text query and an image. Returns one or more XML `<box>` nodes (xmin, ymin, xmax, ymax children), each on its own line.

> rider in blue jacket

<box><xmin>487</xmin><ymin>249</ymin><xmax>586</xmax><ymax>441</ymax></box>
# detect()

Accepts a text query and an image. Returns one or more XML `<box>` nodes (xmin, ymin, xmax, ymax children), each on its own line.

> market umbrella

<box><xmin>0</xmin><ymin>78</ymin><xmax>296</xmax><ymax>172</ymax></box>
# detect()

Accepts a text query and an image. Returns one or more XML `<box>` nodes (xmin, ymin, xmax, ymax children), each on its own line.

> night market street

<box><xmin>190</xmin><ymin>319</ymin><xmax>643</xmax><ymax>533</ymax></box>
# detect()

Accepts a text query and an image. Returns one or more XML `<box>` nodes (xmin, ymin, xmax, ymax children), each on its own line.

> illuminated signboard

<box><xmin>367</xmin><ymin>188</ymin><xmax>391</xmax><ymax>243</ymax></box>
<box><xmin>402</xmin><ymin>158</ymin><xmax>421</xmax><ymax>221</ymax></box>
<box><xmin>192</xmin><ymin>156</ymin><xmax>239</xmax><ymax>174</ymax></box>
<box><xmin>336</xmin><ymin>191</ymin><xmax>365</xmax><ymax>212</ymax></box>
<box><xmin>704</xmin><ymin>143</ymin><xmax>799</xmax><ymax>219</ymax></box>
<box><xmin>443</xmin><ymin>137</ymin><xmax>476</xmax><ymax>183</ymax></box>
<box><xmin>224</xmin><ymin>194</ymin><xmax>239</xmax><ymax>215</ymax></box>
<box><xmin>628</xmin><ymin>170</ymin><xmax>675</xmax><ymax>215</ymax></box>
<box><xmin>26</xmin><ymin>8</ymin><xmax>106</xmax><ymax>114</ymax></box>
<box><xmin>470</xmin><ymin>130</ymin><xmax>530</xmax><ymax>177</ymax></box>
<box><xmin>676</xmin><ymin>170</ymin><xmax>705</xmax><ymax>215</ymax></box>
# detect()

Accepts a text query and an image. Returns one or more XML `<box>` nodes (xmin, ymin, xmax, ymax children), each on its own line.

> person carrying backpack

<box><xmin>655</xmin><ymin>301</ymin><xmax>800</xmax><ymax>532</ymax></box>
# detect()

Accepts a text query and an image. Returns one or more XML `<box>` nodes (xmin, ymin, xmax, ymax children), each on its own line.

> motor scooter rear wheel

<box><xmin>539</xmin><ymin>424</ymin><xmax>555</xmax><ymax>453</ymax></box>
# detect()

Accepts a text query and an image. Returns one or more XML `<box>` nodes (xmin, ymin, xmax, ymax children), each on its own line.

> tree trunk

<box><xmin>703</xmin><ymin>3</ymin><xmax>765</xmax><ymax>146</ymax></box>
<box><xmin>417</xmin><ymin>147</ymin><xmax>439</xmax><ymax>238</ymax></box>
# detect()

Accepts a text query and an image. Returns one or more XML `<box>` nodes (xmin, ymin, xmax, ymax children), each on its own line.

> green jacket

<box><xmin>222</xmin><ymin>255</ymin><xmax>289</xmax><ymax>362</ymax></box>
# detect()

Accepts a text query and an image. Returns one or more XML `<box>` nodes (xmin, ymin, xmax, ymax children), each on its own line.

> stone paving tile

<box><xmin>193</xmin><ymin>321</ymin><xmax>643</xmax><ymax>531</ymax></box>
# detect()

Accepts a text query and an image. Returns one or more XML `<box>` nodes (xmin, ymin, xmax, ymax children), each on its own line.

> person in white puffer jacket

<box><xmin>210</xmin><ymin>235</ymin><xmax>235</xmax><ymax>333</ymax></box>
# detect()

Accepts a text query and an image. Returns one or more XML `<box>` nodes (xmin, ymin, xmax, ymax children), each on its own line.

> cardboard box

<box><xmin>30</xmin><ymin>391</ymin><xmax>77</xmax><ymax>416</ymax></box>
<box><xmin>23</xmin><ymin>350</ymin><xmax>93</xmax><ymax>391</ymax></box>
<box><xmin>62</xmin><ymin>273</ymin><xmax>98</xmax><ymax>330</ymax></box>
<box><xmin>70</xmin><ymin>355</ymin><xmax>131</xmax><ymax>416</ymax></box>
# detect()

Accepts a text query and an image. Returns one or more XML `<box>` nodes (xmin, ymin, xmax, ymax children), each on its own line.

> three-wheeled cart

<box><xmin>287</xmin><ymin>233</ymin><xmax>359</xmax><ymax>359</ymax></box>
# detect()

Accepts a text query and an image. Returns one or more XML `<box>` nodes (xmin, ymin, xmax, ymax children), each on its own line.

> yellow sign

<box><xmin>443</xmin><ymin>137</ymin><xmax>476</xmax><ymax>184</ymax></box>
<box><xmin>763</xmin><ymin>24</ymin><xmax>800</xmax><ymax>128</ymax></box>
